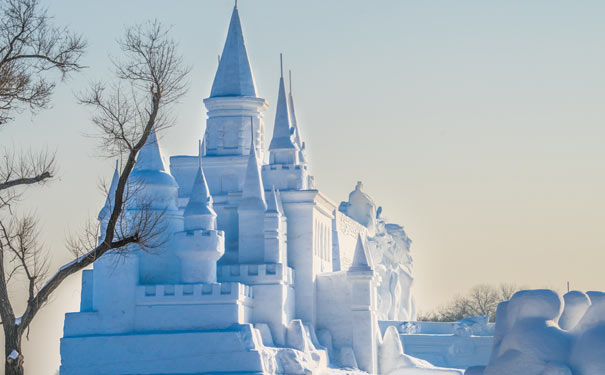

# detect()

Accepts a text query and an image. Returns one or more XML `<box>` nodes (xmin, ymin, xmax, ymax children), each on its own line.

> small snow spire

<box><xmin>266</xmin><ymin>185</ymin><xmax>281</xmax><ymax>214</ymax></box>
<box><xmin>98</xmin><ymin>160</ymin><xmax>120</xmax><ymax>221</ymax></box>
<box><xmin>288</xmin><ymin>70</ymin><xmax>303</xmax><ymax>151</ymax></box>
<box><xmin>183</xmin><ymin>143</ymin><xmax>215</xmax><ymax>231</ymax></box>
<box><xmin>198</xmin><ymin>139</ymin><xmax>203</xmax><ymax>169</ymax></box>
<box><xmin>269</xmin><ymin>61</ymin><xmax>296</xmax><ymax>151</ymax></box>
<box><xmin>249</xmin><ymin>116</ymin><xmax>255</xmax><ymax>150</ymax></box>
<box><xmin>280</xmin><ymin>53</ymin><xmax>284</xmax><ymax>78</ymax></box>
<box><xmin>240</xmin><ymin>132</ymin><xmax>266</xmax><ymax>210</ymax></box>
<box><xmin>210</xmin><ymin>5</ymin><xmax>258</xmax><ymax>98</ymax></box>
<box><xmin>133</xmin><ymin>127</ymin><xmax>167</xmax><ymax>172</ymax></box>
<box><xmin>349</xmin><ymin>234</ymin><xmax>373</xmax><ymax>272</ymax></box>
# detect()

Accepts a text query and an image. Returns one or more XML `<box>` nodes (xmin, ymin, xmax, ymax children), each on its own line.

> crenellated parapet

<box><xmin>262</xmin><ymin>163</ymin><xmax>309</xmax><ymax>190</ymax></box>
<box><xmin>217</xmin><ymin>263</ymin><xmax>293</xmax><ymax>285</ymax></box>
<box><xmin>137</xmin><ymin>282</ymin><xmax>253</xmax><ymax>303</ymax></box>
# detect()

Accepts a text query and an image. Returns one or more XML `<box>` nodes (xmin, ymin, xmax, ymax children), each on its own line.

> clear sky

<box><xmin>2</xmin><ymin>0</ymin><xmax>605</xmax><ymax>373</ymax></box>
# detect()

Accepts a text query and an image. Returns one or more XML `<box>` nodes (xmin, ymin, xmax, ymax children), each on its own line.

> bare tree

<box><xmin>418</xmin><ymin>283</ymin><xmax>521</xmax><ymax>322</ymax></box>
<box><xmin>0</xmin><ymin>16</ymin><xmax>189</xmax><ymax>375</ymax></box>
<box><xmin>0</xmin><ymin>1</ymin><xmax>84</xmax><ymax>373</ymax></box>
<box><xmin>0</xmin><ymin>0</ymin><xmax>85</xmax><ymax>127</ymax></box>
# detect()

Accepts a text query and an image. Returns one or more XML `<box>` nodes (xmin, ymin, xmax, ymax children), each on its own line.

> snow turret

<box><xmin>288</xmin><ymin>70</ymin><xmax>307</xmax><ymax>164</ymax></box>
<box><xmin>346</xmin><ymin>233</ymin><xmax>378</xmax><ymax>372</ymax></box>
<box><xmin>130</xmin><ymin>128</ymin><xmax>178</xmax><ymax>201</ymax></box>
<box><xmin>98</xmin><ymin>160</ymin><xmax>120</xmax><ymax>222</ymax></box>
<box><xmin>240</xmin><ymin>137</ymin><xmax>266</xmax><ymax>210</ymax></box>
<box><xmin>98</xmin><ymin>160</ymin><xmax>119</xmax><ymax>243</ymax></box>
<box><xmin>261</xmin><ymin>58</ymin><xmax>311</xmax><ymax>190</ymax></box>
<box><xmin>202</xmin><ymin>5</ymin><xmax>268</xmax><ymax>165</ymax></box>
<box><xmin>238</xmin><ymin>137</ymin><xmax>267</xmax><ymax>263</ymax></box>
<box><xmin>268</xmin><ymin>55</ymin><xmax>298</xmax><ymax>164</ymax></box>
<box><xmin>183</xmin><ymin>142</ymin><xmax>216</xmax><ymax>231</ymax></box>
<box><xmin>264</xmin><ymin>186</ymin><xmax>287</xmax><ymax>264</ymax></box>
<box><xmin>349</xmin><ymin>234</ymin><xmax>373</xmax><ymax>273</ymax></box>
<box><xmin>133</xmin><ymin>128</ymin><xmax>168</xmax><ymax>173</ymax></box>
<box><xmin>210</xmin><ymin>3</ymin><xmax>257</xmax><ymax>98</ymax></box>
<box><xmin>173</xmin><ymin>141</ymin><xmax>225</xmax><ymax>284</ymax></box>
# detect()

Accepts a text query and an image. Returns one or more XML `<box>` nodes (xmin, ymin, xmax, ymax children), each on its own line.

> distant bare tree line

<box><xmin>417</xmin><ymin>283</ymin><xmax>521</xmax><ymax>322</ymax></box>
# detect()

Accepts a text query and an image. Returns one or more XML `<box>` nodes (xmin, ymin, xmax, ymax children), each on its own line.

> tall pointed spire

<box><xmin>133</xmin><ymin>128</ymin><xmax>167</xmax><ymax>172</ymax></box>
<box><xmin>210</xmin><ymin>5</ymin><xmax>258</xmax><ymax>98</ymax></box>
<box><xmin>288</xmin><ymin>70</ymin><xmax>303</xmax><ymax>151</ymax></box>
<box><xmin>183</xmin><ymin>141</ymin><xmax>216</xmax><ymax>231</ymax></box>
<box><xmin>240</xmin><ymin>135</ymin><xmax>266</xmax><ymax>209</ymax></box>
<box><xmin>269</xmin><ymin>54</ymin><xmax>296</xmax><ymax>151</ymax></box>
<box><xmin>98</xmin><ymin>160</ymin><xmax>120</xmax><ymax>221</ymax></box>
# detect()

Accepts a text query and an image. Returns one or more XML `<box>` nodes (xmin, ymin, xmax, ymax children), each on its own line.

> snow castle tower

<box><xmin>173</xmin><ymin>143</ymin><xmax>225</xmax><ymax>283</ymax></box>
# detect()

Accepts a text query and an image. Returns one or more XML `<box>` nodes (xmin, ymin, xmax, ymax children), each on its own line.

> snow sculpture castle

<box><xmin>60</xmin><ymin>5</ymin><xmax>416</xmax><ymax>374</ymax></box>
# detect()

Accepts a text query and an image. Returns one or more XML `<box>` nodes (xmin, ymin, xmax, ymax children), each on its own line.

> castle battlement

<box><xmin>217</xmin><ymin>263</ymin><xmax>293</xmax><ymax>285</ymax></box>
<box><xmin>136</xmin><ymin>282</ymin><xmax>253</xmax><ymax>305</ymax></box>
<box><xmin>175</xmin><ymin>229</ymin><xmax>225</xmax><ymax>239</ymax></box>
<box><xmin>263</xmin><ymin>164</ymin><xmax>307</xmax><ymax>171</ymax></box>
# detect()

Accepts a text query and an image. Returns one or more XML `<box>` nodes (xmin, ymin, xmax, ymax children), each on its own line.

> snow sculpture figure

<box><xmin>338</xmin><ymin>182</ymin><xmax>416</xmax><ymax>321</ymax></box>
<box><xmin>339</xmin><ymin>181</ymin><xmax>377</xmax><ymax>236</ymax></box>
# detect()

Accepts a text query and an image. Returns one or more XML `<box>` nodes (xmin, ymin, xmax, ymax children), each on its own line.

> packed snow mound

<box><xmin>380</xmin><ymin>326</ymin><xmax>464</xmax><ymax>375</ymax></box>
<box><xmin>466</xmin><ymin>289</ymin><xmax>605</xmax><ymax>375</ymax></box>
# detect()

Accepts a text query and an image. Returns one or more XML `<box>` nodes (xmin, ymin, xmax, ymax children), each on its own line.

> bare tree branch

<box><xmin>0</xmin><ymin>13</ymin><xmax>188</xmax><ymax>375</ymax></box>
<box><xmin>418</xmin><ymin>283</ymin><xmax>522</xmax><ymax>322</ymax></box>
<box><xmin>0</xmin><ymin>0</ymin><xmax>86</xmax><ymax>127</ymax></box>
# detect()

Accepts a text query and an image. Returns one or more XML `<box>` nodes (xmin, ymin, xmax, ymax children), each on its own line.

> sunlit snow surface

<box><xmin>466</xmin><ymin>289</ymin><xmax>605</xmax><ymax>375</ymax></box>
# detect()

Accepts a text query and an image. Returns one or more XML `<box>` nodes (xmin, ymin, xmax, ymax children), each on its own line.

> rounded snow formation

<box><xmin>586</xmin><ymin>291</ymin><xmax>605</xmax><ymax>304</ymax></box>
<box><xmin>469</xmin><ymin>289</ymin><xmax>605</xmax><ymax>375</ymax></box>
<box><xmin>559</xmin><ymin>291</ymin><xmax>590</xmax><ymax>331</ymax></box>
<box><xmin>506</xmin><ymin>289</ymin><xmax>563</xmax><ymax>322</ymax></box>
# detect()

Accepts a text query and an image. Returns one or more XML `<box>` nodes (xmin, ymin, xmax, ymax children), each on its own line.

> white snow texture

<box><xmin>466</xmin><ymin>289</ymin><xmax>605</xmax><ymax>375</ymax></box>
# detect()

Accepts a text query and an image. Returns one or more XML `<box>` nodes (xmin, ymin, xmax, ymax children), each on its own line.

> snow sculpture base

<box><xmin>61</xmin><ymin>322</ymin><xmax>335</xmax><ymax>375</ymax></box>
<box><xmin>61</xmin><ymin>324</ymin><xmax>270</xmax><ymax>375</ymax></box>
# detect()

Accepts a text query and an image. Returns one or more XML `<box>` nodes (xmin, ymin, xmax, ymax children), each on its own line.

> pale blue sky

<box><xmin>2</xmin><ymin>1</ymin><xmax>605</xmax><ymax>373</ymax></box>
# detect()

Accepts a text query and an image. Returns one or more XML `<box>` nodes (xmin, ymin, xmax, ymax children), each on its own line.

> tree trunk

<box><xmin>4</xmin><ymin>327</ymin><xmax>23</xmax><ymax>375</ymax></box>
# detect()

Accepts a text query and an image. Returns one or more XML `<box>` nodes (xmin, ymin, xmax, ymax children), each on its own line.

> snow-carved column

<box><xmin>347</xmin><ymin>235</ymin><xmax>378</xmax><ymax>373</ymax></box>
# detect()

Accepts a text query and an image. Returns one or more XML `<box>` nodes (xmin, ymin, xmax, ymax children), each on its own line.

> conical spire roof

<box><xmin>184</xmin><ymin>143</ymin><xmax>215</xmax><ymax>219</ymax></box>
<box><xmin>210</xmin><ymin>5</ymin><xmax>258</xmax><ymax>98</ymax></box>
<box><xmin>350</xmin><ymin>234</ymin><xmax>373</xmax><ymax>272</ymax></box>
<box><xmin>133</xmin><ymin>128</ymin><xmax>167</xmax><ymax>172</ymax></box>
<box><xmin>269</xmin><ymin>69</ymin><xmax>296</xmax><ymax>151</ymax></box>
<box><xmin>288</xmin><ymin>71</ymin><xmax>303</xmax><ymax>149</ymax></box>
<box><xmin>240</xmin><ymin>137</ymin><xmax>266</xmax><ymax>210</ymax></box>
<box><xmin>131</xmin><ymin>128</ymin><xmax>177</xmax><ymax>188</ymax></box>
<box><xmin>98</xmin><ymin>160</ymin><xmax>120</xmax><ymax>221</ymax></box>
